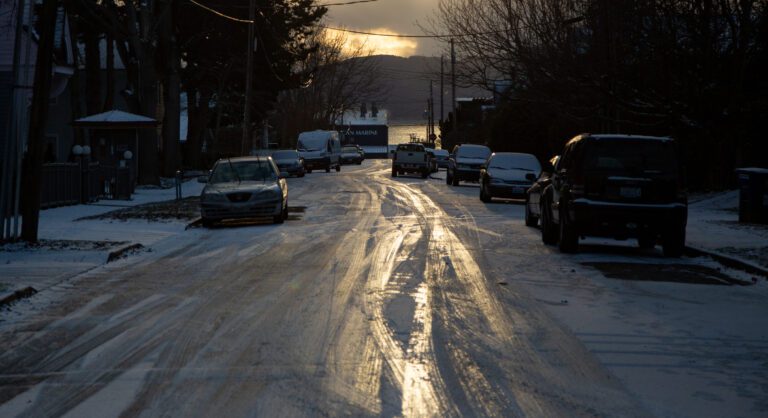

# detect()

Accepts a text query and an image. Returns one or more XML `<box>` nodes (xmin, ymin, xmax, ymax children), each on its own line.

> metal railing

<box><xmin>39</xmin><ymin>162</ymin><xmax>133</xmax><ymax>208</ymax></box>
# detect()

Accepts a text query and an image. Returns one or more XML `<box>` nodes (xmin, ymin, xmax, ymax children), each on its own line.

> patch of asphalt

<box><xmin>106</xmin><ymin>243</ymin><xmax>146</xmax><ymax>263</ymax></box>
<box><xmin>684</xmin><ymin>245</ymin><xmax>768</xmax><ymax>281</ymax></box>
<box><xmin>0</xmin><ymin>286</ymin><xmax>38</xmax><ymax>308</ymax></box>
<box><xmin>77</xmin><ymin>196</ymin><xmax>200</xmax><ymax>222</ymax></box>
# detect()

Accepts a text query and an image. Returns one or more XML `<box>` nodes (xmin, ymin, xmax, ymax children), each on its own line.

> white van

<box><xmin>297</xmin><ymin>130</ymin><xmax>342</xmax><ymax>173</ymax></box>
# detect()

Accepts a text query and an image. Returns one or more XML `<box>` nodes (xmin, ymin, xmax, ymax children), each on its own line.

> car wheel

<box><xmin>541</xmin><ymin>200</ymin><xmax>558</xmax><ymax>245</ymax></box>
<box><xmin>524</xmin><ymin>197</ymin><xmax>538</xmax><ymax>227</ymax></box>
<box><xmin>325</xmin><ymin>166</ymin><xmax>331</xmax><ymax>173</ymax></box>
<box><xmin>558</xmin><ymin>206</ymin><xmax>578</xmax><ymax>253</ymax></box>
<box><xmin>662</xmin><ymin>226</ymin><xmax>685</xmax><ymax>257</ymax></box>
<box><xmin>307</xmin><ymin>169</ymin><xmax>312</xmax><ymax>174</ymax></box>
<box><xmin>274</xmin><ymin>204</ymin><xmax>286</xmax><ymax>224</ymax></box>
<box><xmin>392</xmin><ymin>167</ymin><xmax>397</xmax><ymax>177</ymax></box>
<box><xmin>480</xmin><ymin>182</ymin><xmax>492</xmax><ymax>203</ymax></box>
<box><xmin>336</xmin><ymin>164</ymin><xmax>341</xmax><ymax>172</ymax></box>
<box><xmin>202</xmin><ymin>218</ymin><xmax>214</xmax><ymax>228</ymax></box>
<box><xmin>421</xmin><ymin>171</ymin><xmax>429</xmax><ymax>179</ymax></box>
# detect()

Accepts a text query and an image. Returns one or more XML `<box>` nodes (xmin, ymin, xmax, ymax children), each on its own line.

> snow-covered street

<box><xmin>1</xmin><ymin>159</ymin><xmax>766</xmax><ymax>417</ymax></box>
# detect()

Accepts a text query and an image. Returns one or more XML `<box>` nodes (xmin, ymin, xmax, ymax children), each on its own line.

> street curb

<box><xmin>0</xmin><ymin>286</ymin><xmax>38</xmax><ymax>308</ymax></box>
<box><xmin>684</xmin><ymin>245</ymin><xmax>768</xmax><ymax>279</ymax></box>
<box><xmin>185</xmin><ymin>218</ymin><xmax>203</xmax><ymax>230</ymax></box>
<box><xmin>106</xmin><ymin>243</ymin><xmax>145</xmax><ymax>263</ymax></box>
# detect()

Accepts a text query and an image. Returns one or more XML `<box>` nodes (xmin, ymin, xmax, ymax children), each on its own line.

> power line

<box><xmin>320</xmin><ymin>0</ymin><xmax>380</xmax><ymax>5</ymax></box>
<box><xmin>188</xmin><ymin>0</ymin><xmax>251</xmax><ymax>23</ymax></box>
<box><xmin>320</xmin><ymin>25</ymin><xmax>503</xmax><ymax>39</ymax></box>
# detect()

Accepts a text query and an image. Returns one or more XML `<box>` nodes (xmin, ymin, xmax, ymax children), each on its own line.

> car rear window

<box><xmin>457</xmin><ymin>146</ymin><xmax>491</xmax><ymax>159</ymax></box>
<box><xmin>397</xmin><ymin>144</ymin><xmax>424</xmax><ymax>152</ymax></box>
<box><xmin>488</xmin><ymin>154</ymin><xmax>541</xmax><ymax>172</ymax></box>
<box><xmin>584</xmin><ymin>140</ymin><xmax>677</xmax><ymax>175</ymax></box>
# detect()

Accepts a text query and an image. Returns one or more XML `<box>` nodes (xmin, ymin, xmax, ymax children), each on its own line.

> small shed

<box><xmin>72</xmin><ymin>110</ymin><xmax>157</xmax><ymax>197</ymax></box>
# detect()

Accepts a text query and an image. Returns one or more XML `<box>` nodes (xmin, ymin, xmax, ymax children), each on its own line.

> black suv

<box><xmin>539</xmin><ymin>134</ymin><xmax>687</xmax><ymax>256</ymax></box>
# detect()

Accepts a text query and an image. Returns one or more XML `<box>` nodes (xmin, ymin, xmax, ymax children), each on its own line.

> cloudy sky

<box><xmin>323</xmin><ymin>0</ymin><xmax>443</xmax><ymax>57</ymax></box>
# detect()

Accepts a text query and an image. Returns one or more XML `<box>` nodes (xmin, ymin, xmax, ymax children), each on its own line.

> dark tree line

<box><xmin>13</xmin><ymin>0</ymin><xmax>326</xmax><ymax>241</ymax></box>
<box><xmin>429</xmin><ymin>0</ymin><xmax>768</xmax><ymax>190</ymax></box>
<box><xmin>60</xmin><ymin>0</ymin><xmax>326</xmax><ymax>179</ymax></box>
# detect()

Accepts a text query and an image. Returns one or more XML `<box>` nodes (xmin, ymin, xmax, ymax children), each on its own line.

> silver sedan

<box><xmin>199</xmin><ymin>156</ymin><xmax>288</xmax><ymax>226</ymax></box>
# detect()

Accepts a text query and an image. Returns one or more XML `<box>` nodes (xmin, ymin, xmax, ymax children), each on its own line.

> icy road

<box><xmin>1</xmin><ymin>160</ymin><xmax>766</xmax><ymax>417</ymax></box>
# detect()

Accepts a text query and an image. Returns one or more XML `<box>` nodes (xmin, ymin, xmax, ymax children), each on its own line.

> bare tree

<box><xmin>426</xmin><ymin>0</ymin><xmax>768</xmax><ymax>189</ymax></box>
<box><xmin>273</xmin><ymin>28</ymin><xmax>385</xmax><ymax>147</ymax></box>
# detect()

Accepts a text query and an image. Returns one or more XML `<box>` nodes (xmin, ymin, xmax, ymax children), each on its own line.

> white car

<box><xmin>479</xmin><ymin>152</ymin><xmax>541</xmax><ymax>202</ymax></box>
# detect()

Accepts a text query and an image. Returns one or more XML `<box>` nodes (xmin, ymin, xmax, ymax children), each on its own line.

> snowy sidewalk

<box><xmin>687</xmin><ymin>190</ymin><xmax>768</xmax><ymax>273</ymax></box>
<box><xmin>0</xmin><ymin>180</ymin><xmax>204</xmax><ymax>304</ymax></box>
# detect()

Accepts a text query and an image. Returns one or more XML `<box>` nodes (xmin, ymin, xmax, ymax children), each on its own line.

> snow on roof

<box><xmin>72</xmin><ymin>110</ymin><xmax>157</xmax><ymax>129</ymax></box>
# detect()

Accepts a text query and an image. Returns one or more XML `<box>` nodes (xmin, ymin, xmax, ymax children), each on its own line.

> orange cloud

<box><xmin>328</xmin><ymin>27</ymin><xmax>419</xmax><ymax>57</ymax></box>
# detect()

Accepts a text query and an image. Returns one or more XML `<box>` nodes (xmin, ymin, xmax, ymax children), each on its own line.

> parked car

<box><xmin>446</xmin><ymin>144</ymin><xmax>492</xmax><ymax>186</ymax></box>
<box><xmin>349</xmin><ymin>144</ymin><xmax>365</xmax><ymax>160</ymax></box>
<box><xmin>425</xmin><ymin>148</ymin><xmax>438</xmax><ymax>173</ymax></box>
<box><xmin>525</xmin><ymin>156</ymin><xmax>559</xmax><ymax>227</ymax></box>
<box><xmin>539</xmin><ymin>134</ymin><xmax>687</xmax><ymax>256</ymax></box>
<box><xmin>271</xmin><ymin>149</ymin><xmax>305</xmax><ymax>177</ymax></box>
<box><xmin>391</xmin><ymin>143</ymin><xmax>430</xmax><ymax>178</ymax></box>
<box><xmin>341</xmin><ymin>145</ymin><xmax>364</xmax><ymax>164</ymax></box>
<box><xmin>198</xmin><ymin>156</ymin><xmax>288</xmax><ymax>226</ymax></box>
<box><xmin>297</xmin><ymin>130</ymin><xmax>341</xmax><ymax>173</ymax></box>
<box><xmin>432</xmin><ymin>148</ymin><xmax>450</xmax><ymax>169</ymax></box>
<box><xmin>479</xmin><ymin>152</ymin><xmax>541</xmax><ymax>203</ymax></box>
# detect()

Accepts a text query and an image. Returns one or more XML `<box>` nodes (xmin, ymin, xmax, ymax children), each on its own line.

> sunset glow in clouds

<box><xmin>327</xmin><ymin>27</ymin><xmax>419</xmax><ymax>57</ymax></box>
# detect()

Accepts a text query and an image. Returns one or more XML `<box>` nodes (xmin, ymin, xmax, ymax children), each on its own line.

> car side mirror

<box><xmin>525</xmin><ymin>173</ymin><xmax>536</xmax><ymax>181</ymax></box>
<box><xmin>197</xmin><ymin>175</ymin><xmax>208</xmax><ymax>183</ymax></box>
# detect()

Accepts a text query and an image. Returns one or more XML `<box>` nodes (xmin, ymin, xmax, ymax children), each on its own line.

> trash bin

<box><xmin>735</xmin><ymin>168</ymin><xmax>768</xmax><ymax>224</ymax></box>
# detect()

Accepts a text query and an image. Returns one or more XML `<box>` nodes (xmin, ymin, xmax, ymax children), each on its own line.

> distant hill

<box><xmin>366</xmin><ymin>55</ymin><xmax>488</xmax><ymax>124</ymax></box>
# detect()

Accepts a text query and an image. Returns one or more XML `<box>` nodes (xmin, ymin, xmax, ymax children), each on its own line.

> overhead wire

<box><xmin>185</xmin><ymin>0</ymin><xmax>517</xmax><ymax>40</ymax></box>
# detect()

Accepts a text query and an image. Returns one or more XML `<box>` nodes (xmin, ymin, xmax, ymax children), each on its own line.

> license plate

<box><xmin>620</xmin><ymin>187</ymin><xmax>641</xmax><ymax>198</ymax></box>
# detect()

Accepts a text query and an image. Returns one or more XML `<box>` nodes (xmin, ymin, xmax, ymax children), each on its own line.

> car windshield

<box><xmin>297</xmin><ymin>138</ymin><xmax>327</xmax><ymax>152</ymax></box>
<box><xmin>457</xmin><ymin>146</ymin><xmax>491</xmax><ymax>159</ymax></box>
<box><xmin>272</xmin><ymin>151</ymin><xmax>297</xmax><ymax>160</ymax></box>
<box><xmin>210</xmin><ymin>160</ymin><xmax>277</xmax><ymax>183</ymax></box>
<box><xmin>584</xmin><ymin>140</ymin><xmax>677</xmax><ymax>175</ymax></box>
<box><xmin>489</xmin><ymin>154</ymin><xmax>541</xmax><ymax>171</ymax></box>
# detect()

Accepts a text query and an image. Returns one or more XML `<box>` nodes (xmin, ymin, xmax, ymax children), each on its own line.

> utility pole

<box><xmin>1</xmin><ymin>0</ymin><xmax>26</xmax><ymax>240</ymax></box>
<box><xmin>429</xmin><ymin>79</ymin><xmax>434</xmax><ymax>144</ymax></box>
<box><xmin>242</xmin><ymin>0</ymin><xmax>256</xmax><ymax>155</ymax></box>
<box><xmin>20</xmin><ymin>0</ymin><xmax>58</xmax><ymax>242</ymax></box>
<box><xmin>440</xmin><ymin>55</ymin><xmax>444</xmax><ymax>125</ymax></box>
<box><xmin>451</xmin><ymin>38</ymin><xmax>457</xmax><ymax>132</ymax></box>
